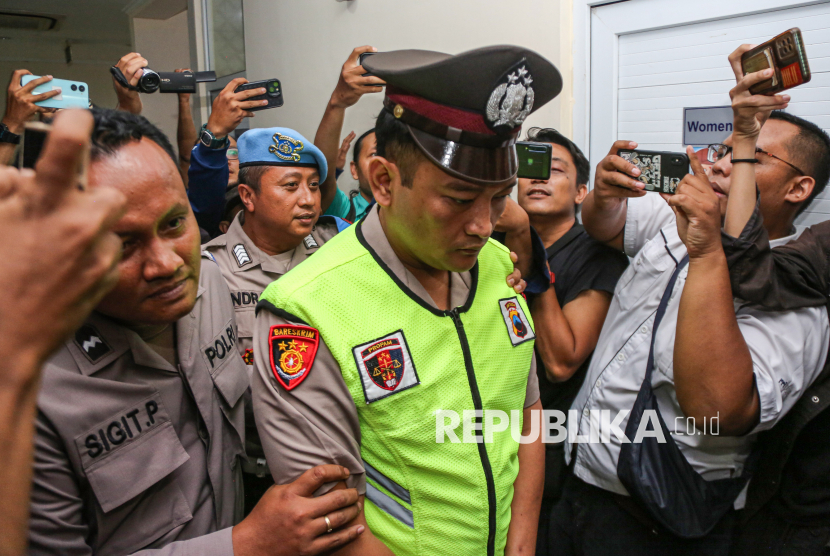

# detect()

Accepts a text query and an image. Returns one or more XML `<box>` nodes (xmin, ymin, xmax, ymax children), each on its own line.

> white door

<box><xmin>577</xmin><ymin>0</ymin><xmax>830</xmax><ymax>225</ymax></box>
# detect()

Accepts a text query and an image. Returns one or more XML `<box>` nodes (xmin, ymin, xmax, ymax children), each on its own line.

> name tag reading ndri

<box><xmin>683</xmin><ymin>106</ymin><xmax>733</xmax><ymax>147</ymax></box>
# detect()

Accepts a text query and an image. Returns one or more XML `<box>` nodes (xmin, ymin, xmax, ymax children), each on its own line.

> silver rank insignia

<box><xmin>303</xmin><ymin>234</ymin><xmax>319</xmax><ymax>249</ymax></box>
<box><xmin>233</xmin><ymin>244</ymin><xmax>252</xmax><ymax>267</ymax></box>
<box><xmin>486</xmin><ymin>64</ymin><xmax>535</xmax><ymax>130</ymax></box>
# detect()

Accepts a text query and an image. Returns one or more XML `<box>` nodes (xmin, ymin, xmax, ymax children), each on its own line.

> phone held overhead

<box><xmin>234</xmin><ymin>79</ymin><xmax>284</xmax><ymax>111</ymax></box>
<box><xmin>742</xmin><ymin>28</ymin><xmax>811</xmax><ymax>95</ymax></box>
<box><xmin>20</xmin><ymin>76</ymin><xmax>89</xmax><ymax>110</ymax></box>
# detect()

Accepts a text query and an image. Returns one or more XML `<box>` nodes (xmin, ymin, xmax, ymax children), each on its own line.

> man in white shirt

<box><xmin>547</xmin><ymin>51</ymin><xmax>830</xmax><ymax>555</ymax></box>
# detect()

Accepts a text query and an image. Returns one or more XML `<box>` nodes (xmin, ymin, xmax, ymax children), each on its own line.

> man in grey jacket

<box><xmin>28</xmin><ymin>108</ymin><xmax>364</xmax><ymax>556</ymax></box>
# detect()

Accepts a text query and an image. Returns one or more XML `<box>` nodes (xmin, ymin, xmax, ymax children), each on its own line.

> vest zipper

<box><xmin>449</xmin><ymin>307</ymin><xmax>496</xmax><ymax>556</ymax></box>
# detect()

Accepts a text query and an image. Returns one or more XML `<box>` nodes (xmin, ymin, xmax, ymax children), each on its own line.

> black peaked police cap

<box><xmin>363</xmin><ymin>45</ymin><xmax>562</xmax><ymax>185</ymax></box>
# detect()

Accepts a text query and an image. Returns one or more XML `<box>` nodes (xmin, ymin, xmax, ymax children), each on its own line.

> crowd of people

<box><xmin>1</xmin><ymin>38</ymin><xmax>829</xmax><ymax>556</ymax></box>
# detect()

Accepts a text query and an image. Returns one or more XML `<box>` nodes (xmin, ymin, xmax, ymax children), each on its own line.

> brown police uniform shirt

<box><xmin>202</xmin><ymin>211</ymin><xmax>341</xmax><ymax>368</ymax></box>
<box><xmin>202</xmin><ymin>212</ymin><xmax>340</xmax><ymax>464</ymax></box>
<box><xmin>251</xmin><ymin>205</ymin><xmax>539</xmax><ymax>494</ymax></box>
<box><xmin>29</xmin><ymin>259</ymin><xmax>248</xmax><ymax>556</ymax></box>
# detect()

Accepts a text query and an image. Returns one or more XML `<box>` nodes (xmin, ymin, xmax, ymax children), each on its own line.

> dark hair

<box><xmin>237</xmin><ymin>165</ymin><xmax>270</xmax><ymax>194</ymax></box>
<box><xmin>374</xmin><ymin>109</ymin><xmax>424</xmax><ymax>187</ymax></box>
<box><xmin>352</xmin><ymin>129</ymin><xmax>376</xmax><ymax>165</ymax></box>
<box><xmin>768</xmin><ymin>111</ymin><xmax>830</xmax><ymax>215</ymax></box>
<box><xmin>90</xmin><ymin>107</ymin><xmax>176</xmax><ymax>163</ymax></box>
<box><xmin>525</xmin><ymin>127</ymin><xmax>590</xmax><ymax>186</ymax></box>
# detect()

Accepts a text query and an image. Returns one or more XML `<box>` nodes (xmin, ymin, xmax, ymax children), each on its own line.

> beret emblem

<box><xmin>269</xmin><ymin>132</ymin><xmax>304</xmax><ymax>162</ymax></box>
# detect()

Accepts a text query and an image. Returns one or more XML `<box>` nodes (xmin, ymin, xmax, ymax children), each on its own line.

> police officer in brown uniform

<box><xmin>203</xmin><ymin>126</ymin><xmax>348</xmax><ymax>506</ymax></box>
<box><xmin>28</xmin><ymin>108</ymin><xmax>365</xmax><ymax>556</ymax></box>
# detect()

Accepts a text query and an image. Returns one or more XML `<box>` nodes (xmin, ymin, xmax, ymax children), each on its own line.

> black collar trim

<box><xmin>255</xmin><ymin>299</ymin><xmax>309</xmax><ymax>326</ymax></box>
<box><xmin>355</xmin><ymin>217</ymin><xmax>478</xmax><ymax>317</ymax></box>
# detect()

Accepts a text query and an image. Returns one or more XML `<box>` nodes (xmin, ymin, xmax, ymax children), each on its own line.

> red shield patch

<box><xmin>361</xmin><ymin>338</ymin><xmax>406</xmax><ymax>391</ymax></box>
<box><xmin>242</xmin><ymin>348</ymin><xmax>254</xmax><ymax>365</ymax></box>
<box><xmin>268</xmin><ymin>324</ymin><xmax>319</xmax><ymax>390</ymax></box>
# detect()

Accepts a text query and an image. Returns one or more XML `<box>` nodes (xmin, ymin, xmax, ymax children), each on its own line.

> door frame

<box><xmin>573</xmin><ymin>0</ymin><xmax>827</xmax><ymax>183</ymax></box>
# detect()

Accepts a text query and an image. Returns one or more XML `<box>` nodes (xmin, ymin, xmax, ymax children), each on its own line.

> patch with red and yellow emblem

<box><xmin>242</xmin><ymin>348</ymin><xmax>254</xmax><ymax>365</ymax></box>
<box><xmin>269</xmin><ymin>325</ymin><xmax>319</xmax><ymax>390</ymax></box>
<box><xmin>352</xmin><ymin>330</ymin><xmax>419</xmax><ymax>403</ymax></box>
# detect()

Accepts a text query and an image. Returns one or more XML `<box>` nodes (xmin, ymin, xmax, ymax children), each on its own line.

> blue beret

<box><xmin>237</xmin><ymin>127</ymin><xmax>327</xmax><ymax>182</ymax></box>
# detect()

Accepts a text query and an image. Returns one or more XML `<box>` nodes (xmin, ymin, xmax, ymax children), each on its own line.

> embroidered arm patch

<box><xmin>499</xmin><ymin>297</ymin><xmax>535</xmax><ymax>346</ymax></box>
<box><xmin>269</xmin><ymin>324</ymin><xmax>319</xmax><ymax>390</ymax></box>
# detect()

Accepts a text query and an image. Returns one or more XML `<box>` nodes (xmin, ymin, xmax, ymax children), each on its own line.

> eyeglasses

<box><xmin>226</xmin><ymin>148</ymin><xmax>238</xmax><ymax>160</ymax></box>
<box><xmin>707</xmin><ymin>143</ymin><xmax>804</xmax><ymax>176</ymax></box>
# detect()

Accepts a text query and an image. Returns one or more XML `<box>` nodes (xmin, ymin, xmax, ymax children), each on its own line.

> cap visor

<box><xmin>407</xmin><ymin>125</ymin><xmax>517</xmax><ymax>186</ymax></box>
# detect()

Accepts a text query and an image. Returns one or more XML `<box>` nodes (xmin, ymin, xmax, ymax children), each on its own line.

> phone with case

<box><xmin>618</xmin><ymin>149</ymin><xmax>689</xmax><ymax>195</ymax></box>
<box><xmin>234</xmin><ymin>79</ymin><xmax>284</xmax><ymax>111</ymax></box>
<box><xmin>20</xmin><ymin>75</ymin><xmax>90</xmax><ymax>109</ymax></box>
<box><xmin>741</xmin><ymin>28</ymin><xmax>811</xmax><ymax>95</ymax></box>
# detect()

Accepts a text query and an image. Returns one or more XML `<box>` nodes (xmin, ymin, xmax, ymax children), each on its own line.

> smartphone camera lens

<box><xmin>267</xmin><ymin>82</ymin><xmax>279</xmax><ymax>97</ymax></box>
<box><xmin>71</xmin><ymin>84</ymin><xmax>77</xmax><ymax>91</ymax></box>
<box><xmin>79</xmin><ymin>85</ymin><xmax>85</xmax><ymax>92</ymax></box>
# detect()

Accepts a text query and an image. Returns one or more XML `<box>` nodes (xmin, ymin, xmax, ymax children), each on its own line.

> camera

<box><xmin>136</xmin><ymin>69</ymin><xmax>217</xmax><ymax>94</ymax></box>
<box><xmin>111</xmin><ymin>65</ymin><xmax>218</xmax><ymax>94</ymax></box>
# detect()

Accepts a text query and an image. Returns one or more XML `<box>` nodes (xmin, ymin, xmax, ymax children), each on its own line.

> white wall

<box><xmin>0</xmin><ymin>41</ymin><xmax>123</xmax><ymax>113</ymax></box>
<box><xmin>243</xmin><ymin>0</ymin><xmax>573</xmax><ymax>192</ymax></box>
<box><xmin>132</xmin><ymin>10</ymin><xmax>192</xmax><ymax>156</ymax></box>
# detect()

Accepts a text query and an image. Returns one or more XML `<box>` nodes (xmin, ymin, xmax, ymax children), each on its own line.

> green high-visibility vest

<box><xmin>259</xmin><ymin>220</ymin><xmax>535</xmax><ymax>556</ymax></box>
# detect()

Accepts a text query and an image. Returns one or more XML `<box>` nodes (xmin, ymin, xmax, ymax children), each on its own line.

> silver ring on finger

<box><xmin>324</xmin><ymin>515</ymin><xmax>333</xmax><ymax>534</ymax></box>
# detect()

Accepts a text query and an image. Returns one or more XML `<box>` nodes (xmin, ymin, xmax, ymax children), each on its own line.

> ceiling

<box><xmin>0</xmin><ymin>0</ymin><xmax>187</xmax><ymax>66</ymax></box>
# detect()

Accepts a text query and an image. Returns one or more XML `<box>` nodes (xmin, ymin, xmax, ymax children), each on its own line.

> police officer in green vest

<box><xmin>252</xmin><ymin>46</ymin><xmax>562</xmax><ymax>556</ymax></box>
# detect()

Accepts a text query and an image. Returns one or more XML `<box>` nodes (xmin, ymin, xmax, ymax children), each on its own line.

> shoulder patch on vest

<box><xmin>353</xmin><ymin>330</ymin><xmax>419</xmax><ymax>403</ymax></box>
<box><xmin>233</xmin><ymin>244</ymin><xmax>252</xmax><ymax>267</ymax></box>
<box><xmin>74</xmin><ymin>324</ymin><xmax>112</xmax><ymax>363</ymax></box>
<box><xmin>269</xmin><ymin>325</ymin><xmax>319</xmax><ymax>390</ymax></box>
<box><xmin>499</xmin><ymin>297</ymin><xmax>535</xmax><ymax>346</ymax></box>
<box><xmin>303</xmin><ymin>234</ymin><xmax>319</xmax><ymax>249</ymax></box>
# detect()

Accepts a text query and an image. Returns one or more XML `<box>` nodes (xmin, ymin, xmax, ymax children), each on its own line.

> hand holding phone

<box><xmin>20</xmin><ymin>75</ymin><xmax>89</xmax><ymax>110</ymax></box>
<box><xmin>234</xmin><ymin>79</ymin><xmax>284</xmax><ymax>111</ymax></box>
<box><xmin>618</xmin><ymin>149</ymin><xmax>689</xmax><ymax>195</ymax></box>
<box><xmin>741</xmin><ymin>28</ymin><xmax>810</xmax><ymax>95</ymax></box>
<box><xmin>3</xmin><ymin>71</ymin><xmax>62</xmax><ymax>134</ymax></box>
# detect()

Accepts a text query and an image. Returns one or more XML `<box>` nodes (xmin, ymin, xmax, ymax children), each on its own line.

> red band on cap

<box><xmin>387</xmin><ymin>86</ymin><xmax>497</xmax><ymax>136</ymax></box>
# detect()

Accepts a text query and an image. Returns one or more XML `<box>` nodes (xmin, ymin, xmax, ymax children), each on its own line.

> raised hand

<box><xmin>668</xmin><ymin>146</ymin><xmax>722</xmax><ymax>260</ymax></box>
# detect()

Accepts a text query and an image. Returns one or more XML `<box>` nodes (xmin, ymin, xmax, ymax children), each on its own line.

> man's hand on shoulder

<box><xmin>232</xmin><ymin>465</ymin><xmax>364</xmax><ymax>556</ymax></box>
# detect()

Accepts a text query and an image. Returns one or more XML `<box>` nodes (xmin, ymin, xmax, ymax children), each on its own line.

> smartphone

<box><xmin>359</xmin><ymin>52</ymin><xmax>376</xmax><ymax>77</ymax></box>
<box><xmin>516</xmin><ymin>141</ymin><xmax>552</xmax><ymax>180</ymax></box>
<box><xmin>19</xmin><ymin>122</ymin><xmax>89</xmax><ymax>189</ymax></box>
<box><xmin>20</xmin><ymin>75</ymin><xmax>90</xmax><ymax>109</ymax></box>
<box><xmin>618</xmin><ymin>149</ymin><xmax>689</xmax><ymax>195</ymax></box>
<box><xmin>19</xmin><ymin>122</ymin><xmax>50</xmax><ymax>170</ymax></box>
<box><xmin>234</xmin><ymin>79</ymin><xmax>283</xmax><ymax>111</ymax></box>
<box><xmin>741</xmin><ymin>28</ymin><xmax>811</xmax><ymax>95</ymax></box>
